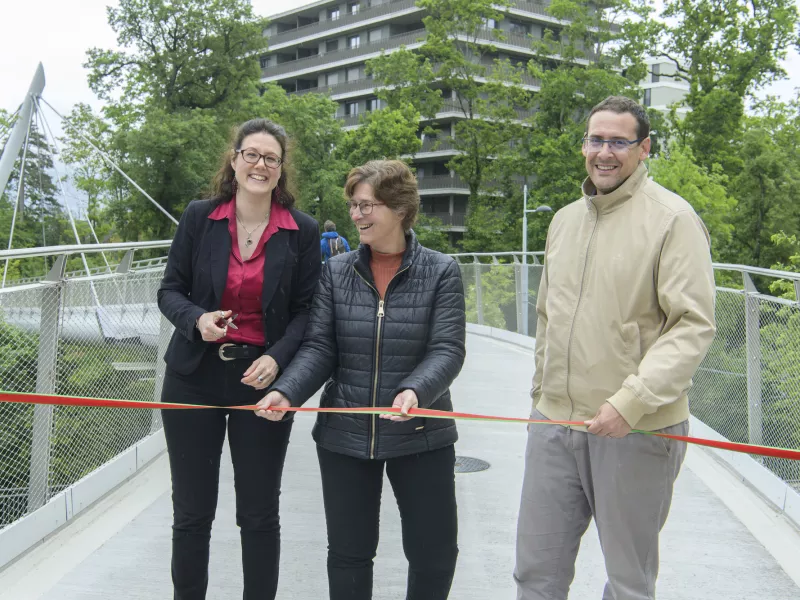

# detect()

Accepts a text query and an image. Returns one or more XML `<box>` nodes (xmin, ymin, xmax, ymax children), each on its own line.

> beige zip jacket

<box><xmin>533</xmin><ymin>163</ymin><xmax>717</xmax><ymax>431</ymax></box>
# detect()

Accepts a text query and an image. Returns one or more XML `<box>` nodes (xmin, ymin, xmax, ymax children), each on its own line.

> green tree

<box><xmin>510</xmin><ymin>0</ymin><xmax>650</xmax><ymax>253</ymax></box>
<box><xmin>337</xmin><ymin>106</ymin><xmax>422</xmax><ymax>168</ymax></box>
<box><xmin>82</xmin><ymin>0</ymin><xmax>271</xmax><ymax>239</ymax></box>
<box><xmin>728</xmin><ymin>109</ymin><xmax>800</xmax><ymax>268</ymax></box>
<box><xmin>369</xmin><ymin>0</ymin><xmax>530</xmax><ymax>205</ymax></box>
<box><xmin>649</xmin><ymin>145</ymin><xmax>736</xmax><ymax>258</ymax></box>
<box><xmin>655</xmin><ymin>0</ymin><xmax>800</xmax><ymax>172</ymax></box>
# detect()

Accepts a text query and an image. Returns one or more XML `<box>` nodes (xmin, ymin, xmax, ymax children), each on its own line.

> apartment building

<box><xmin>641</xmin><ymin>57</ymin><xmax>690</xmax><ymax>116</ymax></box>
<box><xmin>260</xmin><ymin>0</ymin><xmax>566</xmax><ymax>241</ymax></box>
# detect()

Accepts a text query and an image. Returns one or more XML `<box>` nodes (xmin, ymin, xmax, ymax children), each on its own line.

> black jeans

<box><xmin>317</xmin><ymin>444</ymin><xmax>459</xmax><ymax>600</ymax></box>
<box><xmin>161</xmin><ymin>347</ymin><xmax>293</xmax><ymax>600</ymax></box>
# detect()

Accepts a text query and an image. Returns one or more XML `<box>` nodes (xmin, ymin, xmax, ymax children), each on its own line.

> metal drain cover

<box><xmin>455</xmin><ymin>456</ymin><xmax>490</xmax><ymax>473</ymax></box>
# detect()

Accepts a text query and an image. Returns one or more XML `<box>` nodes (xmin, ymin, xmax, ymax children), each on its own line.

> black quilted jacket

<box><xmin>272</xmin><ymin>232</ymin><xmax>466</xmax><ymax>460</ymax></box>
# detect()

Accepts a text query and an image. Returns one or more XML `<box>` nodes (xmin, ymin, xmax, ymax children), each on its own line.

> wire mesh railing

<box><xmin>0</xmin><ymin>242</ymin><xmax>171</xmax><ymax>529</ymax></box>
<box><xmin>452</xmin><ymin>253</ymin><xmax>800</xmax><ymax>495</ymax></box>
<box><xmin>2</xmin><ymin>243</ymin><xmax>800</xmax><ymax>533</ymax></box>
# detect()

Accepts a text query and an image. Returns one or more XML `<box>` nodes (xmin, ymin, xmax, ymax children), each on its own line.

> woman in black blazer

<box><xmin>157</xmin><ymin>118</ymin><xmax>321</xmax><ymax>600</ymax></box>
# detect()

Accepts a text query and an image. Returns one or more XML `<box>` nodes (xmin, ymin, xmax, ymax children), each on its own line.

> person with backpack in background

<box><xmin>320</xmin><ymin>220</ymin><xmax>351</xmax><ymax>262</ymax></box>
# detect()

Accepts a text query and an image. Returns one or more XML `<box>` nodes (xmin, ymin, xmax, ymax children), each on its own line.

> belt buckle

<box><xmin>218</xmin><ymin>343</ymin><xmax>235</xmax><ymax>361</ymax></box>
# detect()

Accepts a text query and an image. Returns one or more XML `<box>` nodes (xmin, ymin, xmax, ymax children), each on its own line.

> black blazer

<box><xmin>157</xmin><ymin>199</ymin><xmax>321</xmax><ymax>376</ymax></box>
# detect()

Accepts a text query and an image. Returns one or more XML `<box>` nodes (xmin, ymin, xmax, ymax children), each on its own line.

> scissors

<box><xmin>218</xmin><ymin>312</ymin><xmax>239</xmax><ymax>330</ymax></box>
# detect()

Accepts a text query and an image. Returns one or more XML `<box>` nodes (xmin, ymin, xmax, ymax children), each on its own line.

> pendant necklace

<box><xmin>236</xmin><ymin>211</ymin><xmax>270</xmax><ymax>247</ymax></box>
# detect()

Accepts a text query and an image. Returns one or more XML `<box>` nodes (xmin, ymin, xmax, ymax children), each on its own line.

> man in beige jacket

<box><xmin>514</xmin><ymin>96</ymin><xmax>717</xmax><ymax>600</ymax></box>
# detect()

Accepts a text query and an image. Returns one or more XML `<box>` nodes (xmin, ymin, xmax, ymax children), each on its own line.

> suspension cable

<box><xmin>37</xmin><ymin>96</ymin><xmax>179</xmax><ymax>226</ymax></box>
<box><xmin>1</xmin><ymin>102</ymin><xmax>34</xmax><ymax>289</ymax></box>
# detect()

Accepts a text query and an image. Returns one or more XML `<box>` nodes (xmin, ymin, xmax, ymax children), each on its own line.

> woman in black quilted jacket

<box><xmin>256</xmin><ymin>160</ymin><xmax>466</xmax><ymax>599</ymax></box>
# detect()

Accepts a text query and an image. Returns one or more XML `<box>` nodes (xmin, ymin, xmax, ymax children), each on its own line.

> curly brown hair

<box><xmin>344</xmin><ymin>160</ymin><xmax>419</xmax><ymax>232</ymax></box>
<box><xmin>208</xmin><ymin>118</ymin><xmax>295</xmax><ymax>208</ymax></box>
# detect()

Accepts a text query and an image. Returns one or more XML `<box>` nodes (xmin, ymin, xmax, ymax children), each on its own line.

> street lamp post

<box><xmin>521</xmin><ymin>184</ymin><xmax>552</xmax><ymax>336</ymax></box>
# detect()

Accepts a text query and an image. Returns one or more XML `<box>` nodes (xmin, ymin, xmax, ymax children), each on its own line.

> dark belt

<box><xmin>216</xmin><ymin>343</ymin><xmax>265</xmax><ymax>362</ymax></box>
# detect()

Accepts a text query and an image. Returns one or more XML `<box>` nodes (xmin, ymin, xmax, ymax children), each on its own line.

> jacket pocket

<box><xmin>621</xmin><ymin>322</ymin><xmax>642</xmax><ymax>370</ymax></box>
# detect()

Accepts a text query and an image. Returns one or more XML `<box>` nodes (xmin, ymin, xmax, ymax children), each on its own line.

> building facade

<box><xmin>261</xmin><ymin>0</ymin><xmax>565</xmax><ymax>241</ymax></box>
<box><xmin>641</xmin><ymin>57</ymin><xmax>690</xmax><ymax>116</ymax></box>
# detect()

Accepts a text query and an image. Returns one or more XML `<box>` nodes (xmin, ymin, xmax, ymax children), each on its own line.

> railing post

<box><xmin>514</xmin><ymin>255</ymin><xmax>524</xmax><ymax>334</ymax></box>
<box><xmin>473</xmin><ymin>256</ymin><xmax>484</xmax><ymax>326</ymax></box>
<box><xmin>151</xmin><ymin>315</ymin><xmax>173</xmax><ymax>433</ymax></box>
<box><xmin>28</xmin><ymin>254</ymin><xmax>66</xmax><ymax>512</ymax></box>
<box><xmin>743</xmin><ymin>273</ymin><xmax>763</xmax><ymax>447</ymax></box>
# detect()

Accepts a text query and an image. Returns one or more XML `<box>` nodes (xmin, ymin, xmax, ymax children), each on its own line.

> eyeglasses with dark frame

<box><xmin>582</xmin><ymin>136</ymin><xmax>646</xmax><ymax>153</ymax></box>
<box><xmin>237</xmin><ymin>147</ymin><xmax>283</xmax><ymax>169</ymax></box>
<box><xmin>347</xmin><ymin>200</ymin><xmax>384</xmax><ymax>216</ymax></box>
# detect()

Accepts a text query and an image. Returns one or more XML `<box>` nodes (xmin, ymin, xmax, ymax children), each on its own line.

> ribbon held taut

<box><xmin>1</xmin><ymin>390</ymin><xmax>799</xmax><ymax>462</ymax></box>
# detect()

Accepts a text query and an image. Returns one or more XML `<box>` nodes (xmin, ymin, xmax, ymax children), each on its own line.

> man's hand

<box><xmin>585</xmin><ymin>402</ymin><xmax>631</xmax><ymax>438</ymax></box>
<box><xmin>255</xmin><ymin>391</ymin><xmax>291</xmax><ymax>421</ymax></box>
<box><xmin>381</xmin><ymin>389</ymin><xmax>419</xmax><ymax>422</ymax></box>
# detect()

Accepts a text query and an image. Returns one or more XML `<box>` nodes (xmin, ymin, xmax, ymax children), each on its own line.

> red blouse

<box><xmin>208</xmin><ymin>196</ymin><xmax>298</xmax><ymax>346</ymax></box>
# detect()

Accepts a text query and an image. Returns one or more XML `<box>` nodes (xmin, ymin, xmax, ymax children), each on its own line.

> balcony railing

<box><xmin>437</xmin><ymin>100</ymin><xmax>537</xmax><ymax>120</ymax></box>
<box><xmin>263</xmin><ymin>29</ymin><xmax>427</xmax><ymax>80</ymax></box>
<box><xmin>421</xmin><ymin>212</ymin><xmax>466</xmax><ymax>227</ymax></box>
<box><xmin>266</xmin><ymin>0</ymin><xmax>422</xmax><ymax>48</ymax></box>
<box><xmin>513</xmin><ymin>1</ymin><xmax>553</xmax><ymax>17</ymax></box>
<box><xmin>417</xmin><ymin>174</ymin><xmax>469</xmax><ymax>192</ymax></box>
<box><xmin>289</xmin><ymin>76</ymin><xmax>379</xmax><ymax>97</ymax></box>
<box><xmin>418</xmin><ymin>137</ymin><xmax>457</xmax><ymax>153</ymax></box>
<box><xmin>336</xmin><ymin>113</ymin><xmax>362</xmax><ymax>127</ymax></box>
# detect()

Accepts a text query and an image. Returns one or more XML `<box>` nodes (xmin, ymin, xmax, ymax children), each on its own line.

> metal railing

<box><xmin>417</xmin><ymin>174</ymin><xmax>470</xmax><ymax>192</ymax></box>
<box><xmin>0</xmin><ymin>241</ymin><xmax>173</xmax><ymax>529</ymax></box>
<box><xmin>266</xmin><ymin>0</ymin><xmax>422</xmax><ymax>48</ymax></box>
<box><xmin>289</xmin><ymin>76</ymin><xmax>380</xmax><ymax>98</ymax></box>
<box><xmin>420</xmin><ymin>212</ymin><xmax>467</xmax><ymax>227</ymax></box>
<box><xmin>2</xmin><ymin>242</ymin><xmax>800</xmax><ymax>535</ymax></box>
<box><xmin>452</xmin><ymin>253</ymin><xmax>800</xmax><ymax>499</ymax></box>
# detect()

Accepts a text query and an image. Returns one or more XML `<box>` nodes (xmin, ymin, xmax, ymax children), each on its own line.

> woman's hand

<box><xmin>255</xmin><ymin>391</ymin><xmax>291</xmax><ymax>421</ymax></box>
<box><xmin>197</xmin><ymin>310</ymin><xmax>232</xmax><ymax>342</ymax></box>
<box><xmin>381</xmin><ymin>389</ymin><xmax>419</xmax><ymax>422</ymax></box>
<box><xmin>242</xmin><ymin>355</ymin><xmax>280</xmax><ymax>390</ymax></box>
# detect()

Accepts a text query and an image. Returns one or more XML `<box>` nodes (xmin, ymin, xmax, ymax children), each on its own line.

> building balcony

<box><xmin>436</xmin><ymin>100</ymin><xmax>537</xmax><ymax>121</ymax></box>
<box><xmin>289</xmin><ymin>76</ymin><xmax>380</xmax><ymax>99</ymax></box>
<box><xmin>263</xmin><ymin>29</ymin><xmax>427</xmax><ymax>81</ymax></box>
<box><xmin>421</xmin><ymin>212</ymin><xmax>467</xmax><ymax>228</ymax></box>
<box><xmin>263</xmin><ymin>25</ymin><xmax>569</xmax><ymax>84</ymax></box>
<box><xmin>417</xmin><ymin>174</ymin><xmax>470</xmax><ymax>194</ymax></box>
<box><xmin>266</xmin><ymin>0</ymin><xmax>423</xmax><ymax>50</ymax></box>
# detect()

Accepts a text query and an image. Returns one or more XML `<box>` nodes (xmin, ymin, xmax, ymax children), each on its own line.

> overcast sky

<box><xmin>1</xmin><ymin>0</ymin><xmax>798</xmax><ymax>120</ymax></box>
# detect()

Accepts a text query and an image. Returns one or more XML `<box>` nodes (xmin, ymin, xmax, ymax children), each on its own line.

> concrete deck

<box><xmin>2</xmin><ymin>333</ymin><xmax>799</xmax><ymax>599</ymax></box>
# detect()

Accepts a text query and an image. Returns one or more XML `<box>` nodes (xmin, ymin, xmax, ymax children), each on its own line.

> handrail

<box><xmin>0</xmin><ymin>240</ymin><xmax>173</xmax><ymax>261</ymax></box>
<box><xmin>3</xmin><ymin>243</ymin><xmax>800</xmax><ymax>286</ymax></box>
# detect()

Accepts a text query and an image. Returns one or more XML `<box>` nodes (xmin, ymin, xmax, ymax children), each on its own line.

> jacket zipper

<box><xmin>565</xmin><ymin>207</ymin><xmax>599</xmax><ymax>421</ymax></box>
<box><xmin>353</xmin><ymin>264</ymin><xmax>410</xmax><ymax>459</ymax></box>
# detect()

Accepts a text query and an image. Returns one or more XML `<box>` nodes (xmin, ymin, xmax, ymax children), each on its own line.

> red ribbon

<box><xmin>2</xmin><ymin>390</ymin><xmax>799</xmax><ymax>462</ymax></box>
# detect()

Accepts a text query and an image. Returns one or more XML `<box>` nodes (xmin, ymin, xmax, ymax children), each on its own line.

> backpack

<box><xmin>328</xmin><ymin>236</ymin><xmax>345</xmax><ymax>258</ymax></box>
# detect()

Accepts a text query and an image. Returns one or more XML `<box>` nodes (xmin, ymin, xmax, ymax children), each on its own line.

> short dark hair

<box><xmin>324</xmin><ymin>220</ymin><xmax>336</xmax><ymax>232</ymax></box>
<box><xmin>587</xmin><ymin>96</ymin><xmax>650</xmax><ymax>139</ymax></box>
<box><xmin>209</xmin><ymin>118</ymin><xmax>295</xmax><ymax>208</ymax></box>
<box><xmin>344</xmin><ymin>160</ymin><xmax>419</xmax><ymax>232</ymax></box>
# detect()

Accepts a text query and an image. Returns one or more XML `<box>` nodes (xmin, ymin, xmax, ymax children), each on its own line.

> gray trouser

<box><xmin>514</xmin><ymin>409</ymin><xmax>688</xmax><ymax>600</ymax></box>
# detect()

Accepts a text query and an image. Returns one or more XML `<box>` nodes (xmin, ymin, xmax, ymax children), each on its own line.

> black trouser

<box><xmin>317</xmin><ymin>444</ymin><xmax>459</xmax><ymax>600</ymax></box>
<box><xmin>161</xmin><ymin>347</ymin><xmax>293</xmax><ymax>600</ymax></box>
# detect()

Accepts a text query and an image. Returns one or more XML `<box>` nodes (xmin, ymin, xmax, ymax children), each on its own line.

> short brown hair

<box><xmin>344</xmin><ymin>160</ymin><xmax>419</xmax><ymax>232</ymax></box>
<box><xmin>587</xmin><ymin>96</ymin><xmax>650</xmax><ymax>139</ymax></box>
<box><xmin>324</xmin><ymin>220</ymin><xmax>336</xmax><ymax>232</ymax></box>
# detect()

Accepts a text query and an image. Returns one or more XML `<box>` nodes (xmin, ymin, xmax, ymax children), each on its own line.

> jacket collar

<box><xmin>353</xmin><ymin>230</ymin><xmax>419</xmax><ymax>284</ymax></box>
<box><xmin>582</xmin><ymin>162</ymin><xmax>649</xmax><ymax>214</ymax></box>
